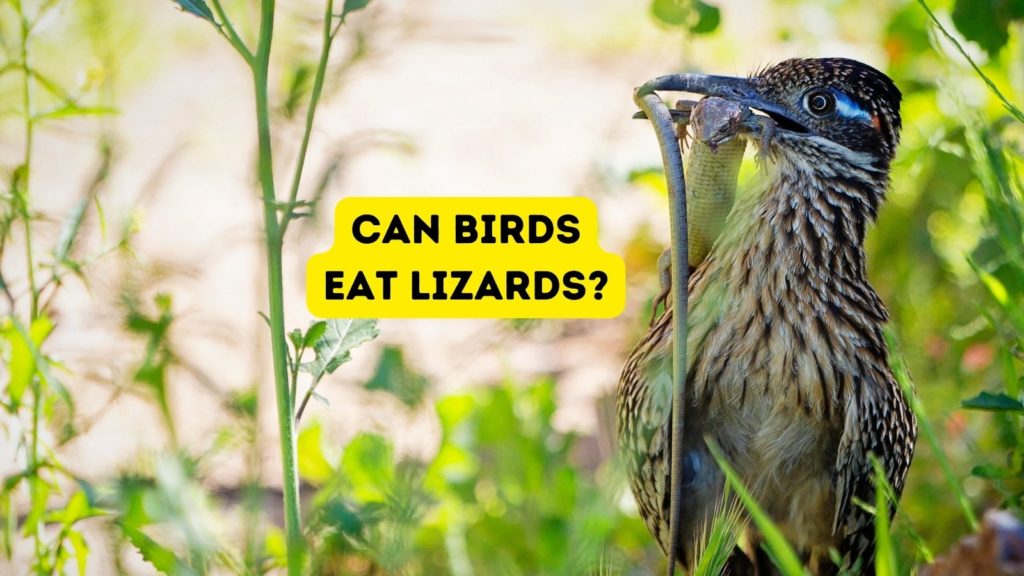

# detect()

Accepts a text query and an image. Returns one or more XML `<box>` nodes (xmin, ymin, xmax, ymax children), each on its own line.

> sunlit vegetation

<box><xmin>1</xmin><ymin>0</ymin><xmax>1022</xmax><ymax>573</ymax></box>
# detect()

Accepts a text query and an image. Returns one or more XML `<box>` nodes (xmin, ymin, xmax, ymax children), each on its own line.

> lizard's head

<box><xmin>639</xmin><ymin>58</ymin><xmax>902</xmax><ymax>172</ymax></box>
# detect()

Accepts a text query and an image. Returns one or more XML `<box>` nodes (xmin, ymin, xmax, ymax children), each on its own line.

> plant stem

<box><xmin>17</xmin><ymin>1</ymin><xmax>37</xmax><ymax>323</ymax></box>
<box><xmin>14</xmin><ymin>2</ymin><xmax>45</xmax><ymax>567</ymax></box>
<box><xmin>209</xmin><ymin>0</ymin><xmax>253</xmax><ymax>63</ymax></box>
<box><xmin>294</xmin><ymin>374</ymin><xmax>322</xmax><ymax>423</ymax></box>
<box><xmin>29</xmin><ymin>377</ymin><xmax>43</xmax><ymax>565</ymax></box>
<box><xmin>251</xmin><ymin>0</ymin><xmax>304</xmax><ymax>573</ymax></box>
<box><xmin>281</xmin><ymin>0</ymin><xmax>337</xmax><ymax>236</ymax></box>
<box><xmin>916</xmin><ymin>0</ymin><xmax>1024</xmax><ymax>124</ymax></box>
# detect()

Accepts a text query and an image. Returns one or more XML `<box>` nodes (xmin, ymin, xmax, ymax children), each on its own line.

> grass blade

<box><xmin>691</xmin><ymin>485</ymin><xmax>746</xmax><ymax>576</ymax></box>
<box><xmin>871</xmin><ymin>456</ymin><xmax>899</xmax><ymax>576</ymax></box>
<box><xmin>887</xmin><ymin>332</ymin><xmax>979</xmax><ymax>530</ymax></box>
<box><xmin>916</xmin><ymin>0</ymin><xmax>1024</xmax><ymax>123</ymax></box>
<box><xmin>706</xmin><ymin>439</ymin><xmax>807</xmax><ymax>576</ymax></box>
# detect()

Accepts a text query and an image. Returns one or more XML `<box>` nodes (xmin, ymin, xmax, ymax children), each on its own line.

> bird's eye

<box><xmin>805</xmin><ymin>91</ymin><xmax>835</xmax><ymax>116</ymax></box>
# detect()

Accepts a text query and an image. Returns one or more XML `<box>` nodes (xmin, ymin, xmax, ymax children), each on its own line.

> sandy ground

<box><xmin>0</xmin><ymin>0</ymin><xmax>892</xmax><ymax>572</ymax></box>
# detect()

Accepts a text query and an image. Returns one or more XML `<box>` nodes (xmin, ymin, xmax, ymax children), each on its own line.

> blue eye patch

<box><xmin>832</xmin><ymin>90</ymin><xmax>872</xmax><ymax>123</ymax></box>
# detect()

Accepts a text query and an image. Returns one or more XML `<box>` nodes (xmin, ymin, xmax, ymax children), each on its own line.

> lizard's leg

<box><xmin>674</xmin><ymin>99</ymin><xmax>697</xmax><ymax>148</ymax></box>
<box><xmin>751</xmin><ymin>114</ymin><xmax>778</xmax><ymax>163</ymax></box>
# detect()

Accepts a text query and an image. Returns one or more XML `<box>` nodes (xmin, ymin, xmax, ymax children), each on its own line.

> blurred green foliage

<box><xmin>650</xmin><ymin>0</ymin><xmax>722</xmax><ymax>35</ymax></box>
<box><xmin>297</xmin><ymin>380</ymin><xmax>652</xmax><ymax>575</ymax></box>
<box><xmin>3</xmin><ymin>0</ymin><xmax>1024</xmax><ymax>574</ymax></box>
<box><xmin>0</xmin><ymin>0</ymin><xmax>125</xmax><ymax>573</ymax></box>
<box><xmin>869</xmin><ymin>9</ymin><xmax>1024</xmax><ymax>567</ymax></box>
<box><xmin>363</xmin><ymin>346</ymin><xmax>429</xmax><ymax>408</ymax></box>
<box><xmin>951</xmin><ymin>0</ymin><xmax>1024</xmax><ymax>56</ymax></box>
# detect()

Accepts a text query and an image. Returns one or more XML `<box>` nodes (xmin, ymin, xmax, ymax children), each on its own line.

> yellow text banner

<box><xmin>306</xmin><ymin>197</ymin><xmax>626</xmax><ymax>318</ymax></box>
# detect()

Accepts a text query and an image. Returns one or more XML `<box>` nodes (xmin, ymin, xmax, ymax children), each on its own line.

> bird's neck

<box><xmin>767</xmin><ymin>174</ymin><xmax>866</xmax><ymax>277</ymax></box>
<box><xmin>744</xmin><ymin>151</ymin><xmax>889</xmax><ymax>283</ymax></box>
<box><xmin>692</xmin><ymin>153</ymin><xmax>892</xmax><ymax>335</ymax></box>
<box><xmin>680</xmin><ymin>155</ymin><xmax>892</xmax><ymax>419</ymax></box>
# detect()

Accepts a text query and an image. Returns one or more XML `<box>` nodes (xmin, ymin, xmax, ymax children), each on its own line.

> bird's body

<box><xmin>618</xmin><ymin>58</ymin><xmax>917</xmax><ymax>574</ymax></box>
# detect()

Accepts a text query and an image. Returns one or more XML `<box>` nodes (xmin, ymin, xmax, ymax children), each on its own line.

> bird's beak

<box><xmin>637</xmin><ymin>73</ymin><xmax>808</xmax><ymax>133</ymax></box>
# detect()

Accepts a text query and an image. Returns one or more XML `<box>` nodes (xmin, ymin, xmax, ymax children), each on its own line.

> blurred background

<box><xmin>1</xmin><ymin>0</ymin><xmax>1022</xmax><ymax>573</ymax></box>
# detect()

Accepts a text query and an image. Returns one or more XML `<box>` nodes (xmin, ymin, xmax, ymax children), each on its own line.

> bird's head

<box><xmin>640</xmin><ymin>58</ymin><xmax>902</xmax><ymax>172</ymax></box>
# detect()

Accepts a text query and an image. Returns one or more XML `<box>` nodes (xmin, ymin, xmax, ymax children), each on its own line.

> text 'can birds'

<box><xmin>306</xmin><ymin>197</ymin><xmax>626</xmax><ymax>318</ymax></box>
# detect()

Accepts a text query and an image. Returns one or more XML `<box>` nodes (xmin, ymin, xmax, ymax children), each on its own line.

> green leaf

<box><xmin>301</xmin><ymin>319</ymin><xmax>379</xmax><ymax>381</ymax></box>
<box><xmin>120</xmin><ymin>522</ymin><xmax>198</xmax><ymax>575</ymax></box>
<box><xmin>690</xmin><ymin>0</ymin><xmax>721</xmax><ymax>34</ymax></box>
<box><xmin>961</xmin><ymin>391</ymin><xmax>1024</xmax><ymax>412</ymax></box>
<box><xmin>651</xmin><ymin>0</ymin><xmax>687</xmax><ymax>26</ymax></box>
<box><xmin>967</xmin><ymin>257</ymin><xmax>1024</xmax><ymax>334</ymax></box>
<box><xmin>263</xmin><ymin>527</ymin><xmax>287</xmax><ymax>566</ymax></box>
<box><xmin>228</xmin><ymin>388</ymin><xmax>258</xmax><ymax>419</ymax></box>
<box><xmin>627</xmin><ymin>167</ymin><xmax>668</xmax><ymax>196</ymax></box>
<box><xmin>53</xmin><ymin>196</ymin><xmax>89</xmax><ymax>263</ymax></box>
<box><xmin>341</xmin><ymin>433</ymin><xmax>393</xmax><ymax>502</ymax></box>
<box><xmin>976</xmin><ymin>264</ymin><xmax>1009</xmax><ymax>304</ymax></box>
<box><xmin>10</xmin><ymin>165</ymin><xmax>27</xmax><ymax>209</ymax></box>
<box><xmin>23</xmin><ymin>478</ymin><xmax>51</xmax><ymax>538</ymax></box>
<box><xmin>282</xmin><ymin>63</ymin><xmax>314</xmax><ymax>120</ymax></box>
<box><xmin>303</xmin><ymin>321</ymin><xmax>328</xmax><ymax>349</ymax></box>
<box><xmin>288</xmin><ymin>328</ymin><xmax>303</xmax><ymax>352</ymax></box>
<box><xmin>172</xmin><ymin>0</ymin><xmax>216</xmax><ymax>23</ymax></box>
<box><xmin>650</xmin><ymin>0</ymin><xmax>720</xmax><ymax>33</ymax></box>
<box><xmin>34</xmin><ymin>104</ymin><xmax>117</xmax><ymax>121</ymax></box>
<box><xmin>62</xmin><ymin>491</ymin><xmax>92</xmax><ymax>526</ymax></box>
<box><xmin>2</xmin><ymin>316</ymin><xmax>54</xmax><ymax>407</ymax></box>
<box><xmin>1</xmin><ymin>490</ymin><xmax>12</xmax><ymax>557</ymax></box>
<box><xmin>2</xmin><ymin>471</ymin><xmax>27</xmax><ymax>495</ymax></box>
<box><xmin>971</xmin><ymin>463</ymin><xmax>1011</xmax><ymax>479</ymax></box>
<box><xmin>298</xmin><ymin>423</ymin><xmax>336</xmax><ymax>484</ymax></box>
<box><xmin>316</xmin><ymin>499</ymin><xmax>366</xmax><ymax>539</ymax></box>
<box><xmin>341</xmin><ymin>0</ymin><xmax>372</xmax><ymax>20</ymax></box>
<box><xmin>67</xmin><ymin>530</ymin><xmax>89</xmax><ymax>576</ymax></box>
<box><xmin>951</xmin><ymin>0</ymin><xmax>1024</xmax><ymax>57</ymax></box>
<box><xmin>125</xmin><ymin>295</ymin><xmax>177</xmax><ymax>439</ymax></box>
<box><xmin>363</xmin><ymin>346</ymin><xmax>429</xmax><ymax>407</ymax></box>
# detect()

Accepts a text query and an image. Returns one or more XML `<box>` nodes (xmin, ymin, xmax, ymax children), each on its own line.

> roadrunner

<box><xmin>618</xmin><ymin>58</ymin><xmax>918</xmax><ymax>574</ymax></box>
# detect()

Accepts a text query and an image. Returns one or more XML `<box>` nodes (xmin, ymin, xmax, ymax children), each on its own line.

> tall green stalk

<box><xmin>175</xmin><ymin>0</ymin><xmax>369</xmax><ymax>571</ymax></box>
<box><xmin>281</xmin><ymin>0</ymin><xmax>337</xmax><ymax>237</ymax></box>
<box><xmin>13</xmin><ymin>1</ymin><xmax>46</xmax><ymax>567</ymax></box>
<box><xmin>16</xmin><ymin>0</ymin><xmax>38</xmax><ymax>324</ymax></box>
<box><xmin>250</xmin><ymin>1</ymin><xmax>304</xmax><ymax>573</ymax></box>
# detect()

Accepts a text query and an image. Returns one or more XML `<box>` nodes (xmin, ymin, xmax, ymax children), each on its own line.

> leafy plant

<box><xmin>171</xmin><ymin>1</ymin><xmax>378</xmax><ymax>573</ymax></box>
<box><xmin>293</xmin><ymin>319</ymin><xmax>380</xmax><ymax>421</ymax></box>
<box><xmin>5</xmin><ymin>0</ymin><xmax>1024</xmax><ymax>574</ymax></box>
<box><xmin>296</xmin><ymin>379</ymin><xmax>654</xmax><ymax>575</ymax></box>
<box><xmin>0</xmin><ymin>0</ymin><xmax>120</xmax><ymax>572</ymax></box>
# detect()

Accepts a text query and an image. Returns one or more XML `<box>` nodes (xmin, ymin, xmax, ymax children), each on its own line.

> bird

<box><xmin>617</xmin><ymin>58</ymin><xmax>918</xmax><ymax>575</ymax></box>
